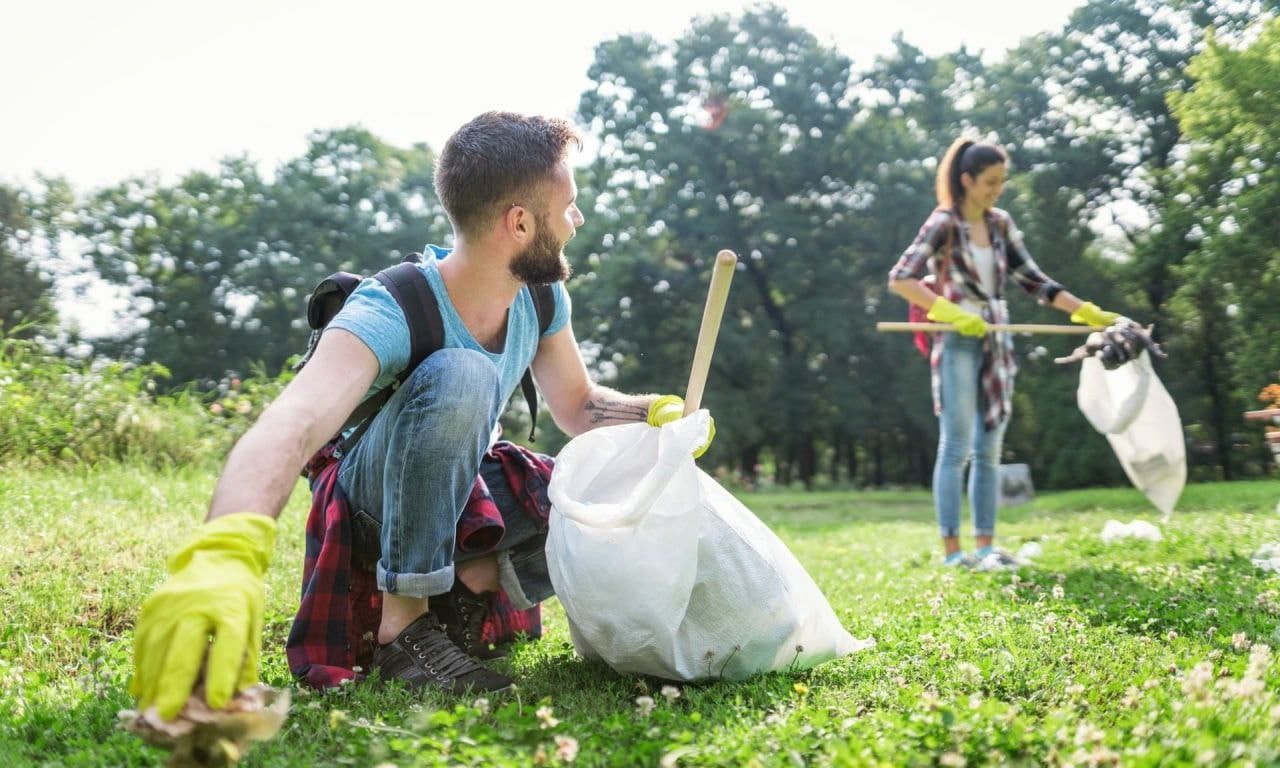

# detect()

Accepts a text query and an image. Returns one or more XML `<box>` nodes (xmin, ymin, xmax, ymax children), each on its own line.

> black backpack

<box><xmin>296</xmin><ymin>252</ymin><xmax>556</xmax><ymax>451</ymax></box>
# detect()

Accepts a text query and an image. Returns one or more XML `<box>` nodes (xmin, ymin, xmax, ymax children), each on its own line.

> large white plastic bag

<box><xmin>546</xmin><ymin>411</ymin><xmax>858</xmax><ymax>681</ymax></box>
<box><xmin>1077</xmin><ymin>351</ymin><xmax>1186</xmax><ymax>517</ymax></box>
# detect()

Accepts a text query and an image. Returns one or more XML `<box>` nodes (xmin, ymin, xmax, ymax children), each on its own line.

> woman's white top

<box><xmin>959</xmin><ymin>242</ymin><xmax>997</xmax><ymax>315</ymax></box>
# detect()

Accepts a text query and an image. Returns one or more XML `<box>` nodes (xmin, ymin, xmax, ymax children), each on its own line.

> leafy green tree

<box><xmin>77</xmin><ymin>128</ymin><xmax>446</xmax><ymax>385</ymax></box>
<box><xmin>0</xmin><ymin>183</ymin><xmax>57</xmax><ymax>337</ymax></box>
<box><xmin>1163</xmin><ymin>18</ymin><xmax>1280</xmax><ymax>475</ymax></box>
<box><xmin>573</xmin><ymin>6</ymin><xmax>927</xmax><ymax>486</ymax></box>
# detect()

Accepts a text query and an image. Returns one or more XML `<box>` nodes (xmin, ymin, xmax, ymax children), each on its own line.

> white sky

<box><xmin>4</xmin><ymin>0</ymin><xmax>1087</xmax><ymax>337</ymax></box>
<box><xmin>2</xmin><ymin>0</ymin><xmax>1086</xmax><ymax>192</ymax></box>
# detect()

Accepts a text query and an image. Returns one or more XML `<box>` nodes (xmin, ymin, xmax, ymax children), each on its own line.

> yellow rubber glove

<box><xmin>926</xmin><ymin>296</ymin><xmax>988</xmax><ymax>338</ymax></box>
<box><xmin>132</xmin><ymin>512</ymin><xmax>276</xmax><ymax>720</ymax></box>
<box><xmin>1070</xmin><ymin>301</ymin><xmax>1121</xmax><ymax>328</ymax></box>
<box><xmin>647</xmin><ymin>394</ymin><xmax>716</xmax><ymax>458</ymax></box>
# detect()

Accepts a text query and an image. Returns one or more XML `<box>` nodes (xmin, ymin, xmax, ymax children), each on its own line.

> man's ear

<box><xmin>504</xmin><ymin>204</ymin><xmax>532</xmax><ymax>244</ymax></box>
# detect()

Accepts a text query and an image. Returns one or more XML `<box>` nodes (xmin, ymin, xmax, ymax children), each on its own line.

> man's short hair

<box><xmin>435</xmin><ymin>112</ymin><xmax>582</xmax><ymax>238</ymax></box>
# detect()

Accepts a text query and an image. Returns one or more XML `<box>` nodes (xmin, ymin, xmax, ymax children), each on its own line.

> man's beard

<box><xmin>509</xmin><ymin>213</ymin><xmax>572</xmax><ymax>284</ymax></box>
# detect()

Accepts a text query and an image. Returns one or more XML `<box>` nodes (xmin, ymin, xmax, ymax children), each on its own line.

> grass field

<box><xmin>3</xmin><ymin>468</ymin><xmax>1279</xmax><ymax>766</ymax></box>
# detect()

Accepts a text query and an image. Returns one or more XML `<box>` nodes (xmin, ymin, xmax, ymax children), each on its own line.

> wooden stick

<box><xmin>877</xmin><ymin>321</ymin><xmax>1100</xmax><ymax>335</ymax></box>
<box><xmin>684</xmin><ymin>250</ymin><xmax>738</xmax><ymax>415</ymax></box>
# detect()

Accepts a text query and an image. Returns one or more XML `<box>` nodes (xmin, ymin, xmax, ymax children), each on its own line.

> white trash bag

<box><xmin>1077</xmin><ymin>349</ymin><xmax>1186</xmax><ymax>519</ymax></box>
<box><xmin>546</xmin><ymin>411</ymin><xmax>862</xmax><ymax>681</ymax></box>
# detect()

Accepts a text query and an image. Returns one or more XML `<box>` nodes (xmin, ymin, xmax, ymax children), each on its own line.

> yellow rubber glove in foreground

<box><xmin>647</xmin><ymin>394</ymin><xmax>716</xmax><ymax>458</ymax></box>
<box><xmin>927</xmin><ymin>296</ymin><xmax>988</xmax><ymax>338</ymax></box>
<box><xmin>1070</xmin><ymin>301</ymin><xmax>1121</xmax><ymax>328</ymax></box>
<box><xmin>132</xmin><ymin>512</ymin><xmax>276</xmax><ymax>720</ymax></box>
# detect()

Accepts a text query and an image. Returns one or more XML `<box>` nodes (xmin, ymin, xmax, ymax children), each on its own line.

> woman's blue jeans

<box><xmin>337</xmin><ymin>349</ymin><xmax>503</xmax><ymax>599</ymax></box>
<box><xmin>933</xmin><ymin>335</ymin><xmax>1009</xmax><ymax>539</ymax></box>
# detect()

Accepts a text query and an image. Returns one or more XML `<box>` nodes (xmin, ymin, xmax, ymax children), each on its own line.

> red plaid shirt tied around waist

<box><xmin>286</xmin><ymin>440</ymin><xmax>553</xmax><ymax>689</ymax></box>
<box><xmin>889</xmin><ymin>206</ymin><xmax>1065</xmax><ymax>431</ymax></box>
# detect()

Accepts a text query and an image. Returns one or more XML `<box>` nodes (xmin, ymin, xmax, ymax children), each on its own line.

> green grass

<box><xmin>3</xmin><ymin>468</ymin><xmax>1280</xmax><ymax>766</ymax></box>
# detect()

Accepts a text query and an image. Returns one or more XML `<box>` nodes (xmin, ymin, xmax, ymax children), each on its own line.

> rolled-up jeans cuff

<box><xmin>377</xmin><ymin>562</ymin><xmax>455</xmax><ymax>599</ymax></box>
<box><xmin>974</xmin><ymin>528</ymin><xmax>995</xmax><ymax>538</ymax></box>
<box><xmin>939</xmin><ymin>526</ymin><xmax>960</xmax><ymax>538</ymax></box>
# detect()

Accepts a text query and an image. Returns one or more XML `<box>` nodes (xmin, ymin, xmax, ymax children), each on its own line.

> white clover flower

<box><xmin>1073</xmin><ymin>722</ymin><xmax>1105</xmax><ymax>746</ymax></box>
<box><xmin>635</xmin><ymin>696</ymin><xmax>656</xmax><ymax>716</ymax></box>
<box><xmin>921</xmin><ymin>690</ymin><xmax>941</xmax><ymax>710</ymax></box>
<box><xmin>660</xmin><ymin>685</ymin><xmax>681</xmax><ymax>702</ymax></box>
<box><xmin>1232</xmin><ymin>632</ymin><xmax>1250</xmax><ymax>651</ymax></box>
<box><xmin>1182</xmin><ymin>661</ymin><xmax>1214</xmax><ymax>701</ymax></box>
<box><xmin>536</xmin><ymin>705</ymin><xmax>560</xmax><ymax>729</ymax></box>
<box><xmin>939</xmin><ymin>752</ymin><xmax>966</xmax><ymax>767</ymax></box>
<box><xmin>473</xmin><ymin>697</ymin><xmax>490</xmax><ymax>715</ymax></box>
<box><xmin>1052</xmin><ymin>585</ymin><xmax>1065</xmax><ymax>600</ymax></box>
<box><xmin>554</xmin><ymin>735</ymin><xmax>580</xmax><ymax>762</ymax></box>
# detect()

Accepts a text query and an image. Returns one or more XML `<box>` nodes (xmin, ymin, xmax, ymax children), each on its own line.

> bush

<box><xmin>0</xmin><ymin>336</ymin><xmax>289</xmax><ymax>468</ymax></box>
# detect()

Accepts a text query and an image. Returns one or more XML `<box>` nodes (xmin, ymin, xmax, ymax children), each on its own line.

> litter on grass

<box><xmin>119</xmin><ymin>685</ymin><xmax>290</xmax><ymax>768</ymax></box>
<box><xmin>1251</xmin><ymin>543</ymin><xmax>1280</xmax><ymax>574</ymax></box>
<box><xmin>1100</xmin><ymin>519</ymin><xmax>1163</xmax><ymax>543</ymax></box>
<box><xmin>1016</xmin><ymin>541</ymin><xmax>1044</xmax><ymax>561</ymax></box>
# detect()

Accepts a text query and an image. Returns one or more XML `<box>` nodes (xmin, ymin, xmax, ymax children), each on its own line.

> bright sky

<box><xmin>5</xmin><ymin>0</ymin><xmax>1087</xmax><ymax>337</ymax></box>
<box><xmin>2</xmin><ymin>0</ymin><xmax>1087</xmax><ymax>192</ymax></box>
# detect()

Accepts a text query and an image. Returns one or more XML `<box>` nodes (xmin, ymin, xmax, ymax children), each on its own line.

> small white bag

<box><xmin>1077</xmin><ymin>350</ymin><xmax>1186</xmax><ymax>518</ymax></box>
<box><xmin>546</xmin><ymin>412</ymin><xmax>860</xmax><ymax>681</ymax></box>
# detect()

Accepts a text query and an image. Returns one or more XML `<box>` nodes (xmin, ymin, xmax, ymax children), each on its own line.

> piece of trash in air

<box><xmin>119</xmin><ymin>684</ymin><xmax>290</xmax><ymax>767</ymax></box>
<box><xmin>1100</xmin><ymin>519</ymin><xmax>1162</xmax><ymax>543</ymax></box>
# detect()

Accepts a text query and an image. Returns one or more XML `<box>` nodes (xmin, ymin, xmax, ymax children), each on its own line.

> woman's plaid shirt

<box><xmin>889</xmin><ymin>206</ymin><xmax>1064</xmax><ymax>431</ymax></box>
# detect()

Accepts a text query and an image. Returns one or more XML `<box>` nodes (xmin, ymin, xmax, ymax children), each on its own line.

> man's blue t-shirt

<box><xmin>326</xmin><ymin>245</ymin><xmax>570</xmax><ymax>405</ymax></box>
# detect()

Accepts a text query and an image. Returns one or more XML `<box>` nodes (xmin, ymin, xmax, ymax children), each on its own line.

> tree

<box><xmin>1162</xmin><ymin>17</ymin><xmax>1280</xmax><ymax>475</ymax></box>
<box><xmin>77</xmin><ymin>128</ymin><xmax>447</xmax><ymax>385</ymax></box>
<box><xmin>0</xmin><ymin>183</ymin><xmax>57</xmax><ymax>337</ymax></box>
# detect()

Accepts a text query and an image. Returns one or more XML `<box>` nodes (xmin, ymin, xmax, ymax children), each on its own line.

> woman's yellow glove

<box><xmin>131</xmin><ymin>512</ymin><xmax>276</xmax><ymax>720</ymax></box>
<box><xmin>1070</xmin><ymin>301</ymin><xmax>1121</xmax><ymax>328</ymax></box>
<box><xmin>647</xmin><ymin>394</ymin><xmax>716</xmax><ymax>458</ymax></box>
<box><xmin>927</xmin><ymin>296</ymin><xmax>988</xmax><ymax>338</ymax></box>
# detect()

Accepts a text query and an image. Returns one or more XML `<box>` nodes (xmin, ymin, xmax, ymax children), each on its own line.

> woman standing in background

<box><xmin>887</xmin><ymin>137</ymin><xmax>1120</xmax><ymax>568</ymax></box>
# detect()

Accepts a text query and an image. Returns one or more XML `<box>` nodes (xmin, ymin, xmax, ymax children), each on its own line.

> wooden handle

<box><xmin>877</xmin><ymin>321</ymin><xmax>1100</xmax><ymax>335</ymax></box>
<box><xmin>684</xmin><ymin>250</ymin><xmax>738</xmax><ymax>415</ymax></box>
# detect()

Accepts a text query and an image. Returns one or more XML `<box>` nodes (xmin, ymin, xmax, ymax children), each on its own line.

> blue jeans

<box><xmin>933</xmin><ymin>335</ymin><xmax>1009</xmax><ymax>539</ymax></box>
<box><xmin>337</xmin><ymin>349</ymin><xmax>503</xmax><ymax>599</ymax></box>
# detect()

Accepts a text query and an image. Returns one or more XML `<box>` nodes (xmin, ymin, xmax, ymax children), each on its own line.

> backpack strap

<box><xmin>294</xmin><ymin>272</ymin><xmax>363</xmax><ymax>372</ymax></box>
<box><xmin>338</xmin><ymin>259</ymin><xmax>444</xmax><ymax>451</ymax></box>
<box><xmin>519</xmin><ymin>283</ymin><xmax>557</xmax><ymax>441</ymax></box>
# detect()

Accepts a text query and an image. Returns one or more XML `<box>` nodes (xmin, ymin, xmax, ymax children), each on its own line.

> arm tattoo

<box><xmin>584</xmin><ymin>398</ymin><xmax>648</xmax><ymax>424</ymax></box>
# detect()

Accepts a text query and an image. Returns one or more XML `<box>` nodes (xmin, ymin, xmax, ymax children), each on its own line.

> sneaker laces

<box><xmin>402</xmin><ymin>620</ymin><xmax>487</xmax><ymax>679</ymax></box>
<box><xmin>452</xmin><ymin>589</ymin><xmax>490</xmax><ymax>648</ymax></box>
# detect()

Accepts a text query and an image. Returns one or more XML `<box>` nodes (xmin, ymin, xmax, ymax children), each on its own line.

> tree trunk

<box><xmin>846</xmin><ymin>437</ymin><xmax>859</xmax><ymax>484</ymax></box>
<box><xmin>872</xmin><ymin>432</ymin><xmax>885</xmax><ymax>487</ymax></box>
<box><xmin>739</xmin><ymin>444</ymin><xmax>761</xmax><ymax>488</ymax></box>
<box><xmin>798</xmin><ymin>432</ymin><xmax>816</xmax><ymax>490</ymax></box>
